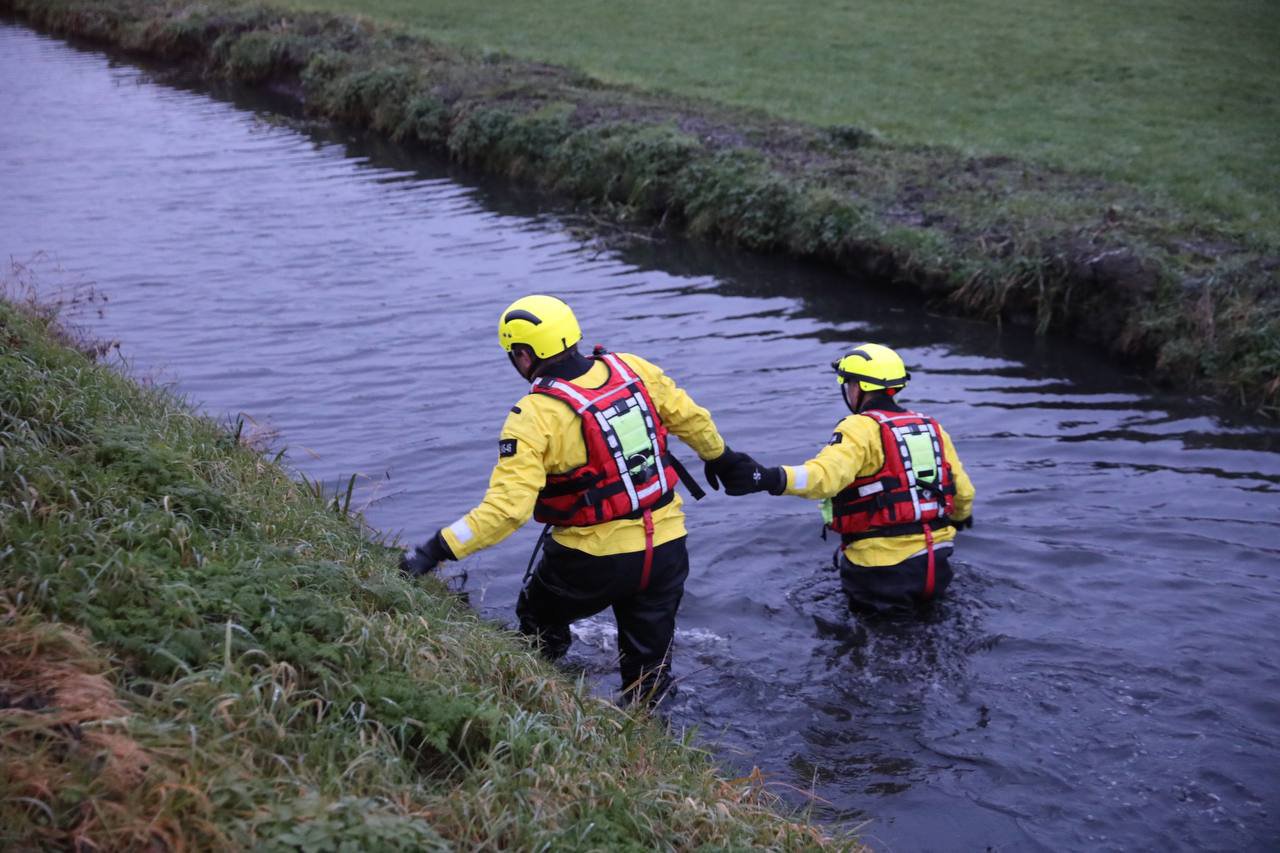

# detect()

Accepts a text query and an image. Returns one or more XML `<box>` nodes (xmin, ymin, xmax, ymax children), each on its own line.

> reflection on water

<box><xmin>2</xmin><ymin>23</ymin><xmax>1279</xmax><ymax>851</ymax></box>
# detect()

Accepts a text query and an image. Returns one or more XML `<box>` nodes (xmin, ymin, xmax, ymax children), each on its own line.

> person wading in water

<box><xmin>712</xmin><ymin>343</ymin><xmax>975</xmax><ymax>615</ymax></box>
<box><xmin>401</xmin><ymin>294</ymin><xmax>757</xmax><ymax>702</ymax></box>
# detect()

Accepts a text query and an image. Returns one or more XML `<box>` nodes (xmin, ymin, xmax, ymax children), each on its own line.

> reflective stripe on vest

<box><xmin>867</xmin><ymin>409</ymin><xmax>946</xmax><ymax>524</ymax></box>
<box><xmin>826</xmin><ymin>408</ymin><xmax>956</xmax><ymax>540</ymax></box>
<box><xmin>531</xmin><ymin>352</ymin><xmax>678</xmax><ymax>527</ymax></box>
<box><xmin>602</xmin><ymin>353</ymin><xmax>670</xmax><ymax>497</ymax></box>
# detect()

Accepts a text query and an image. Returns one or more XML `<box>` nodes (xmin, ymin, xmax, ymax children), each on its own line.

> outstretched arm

<box><xmin>403</xmin><ymin>403</ymin><xmax>547</xmax><ymax>576</ymax></box>
<box><xmin>717</xmin><ymin>416</ymin><xmax>883</xmax><ymax>497</ymax></box>
<box><xmin>776</xmin><ymin>418</ymin><xmax>883</xmax><ymax>499</ymax></box>
<box><xmin>439</xmin><ymin>407</ymin><xmax>548</xmax><ymax>559</ymax></box>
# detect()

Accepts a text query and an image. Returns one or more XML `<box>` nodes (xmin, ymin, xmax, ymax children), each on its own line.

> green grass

<box><xmin>282</xmin><ymin>0</ymin><xmax>1280</xmax><ymax>244</ymax></box>
<box><xmin>0</xmin><ymin>296</ymin><xmax>847</xmax><ymax>849</ymax></box>
<box><xmin>5</xmin><ymin>0</ymin><xmax>1278</xmax><ymax>411</ymax></box>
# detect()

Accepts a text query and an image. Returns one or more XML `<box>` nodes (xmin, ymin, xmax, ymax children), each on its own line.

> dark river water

<box><xmin>3</xmin><ymin>23</ymin><xmax>1278</xmax><ymax>851</ymax></box>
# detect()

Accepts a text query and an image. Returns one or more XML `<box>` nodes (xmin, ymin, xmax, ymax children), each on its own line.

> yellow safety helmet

<box><xmin>498</xmin><ymin>295</ymin><xmax>583</xmax><ymax>359</ymax></box>
<box><xmin>832</xmin><ymin>343</ymin><xmax>910</xmax><ymax>392</ymax></box>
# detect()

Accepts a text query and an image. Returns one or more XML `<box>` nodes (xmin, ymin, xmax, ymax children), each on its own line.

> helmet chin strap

<box><xmin>846</xmin><ymin>385</ymin><xmax>897</xmax><ymax>413</ymax></box>
<box><xmin>526</xmin><ymin>357</ymin><xmax>551</xmax><ymax>380</ymax></box>
<box><xmin>512</xmin><ymin>347</ymin><xmax>584</xmax><ymax>381</ymax></box>
<box><xmin>508</xmin><ymin>349</ymin><xmax>540</xmax><ymax>381</ymax></box>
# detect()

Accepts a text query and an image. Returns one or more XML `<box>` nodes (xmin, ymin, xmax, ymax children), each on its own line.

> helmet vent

<box><xmin>503</xmin><ymin>309</ymin><xmax>542</xmax><ymax>325</ymax></box>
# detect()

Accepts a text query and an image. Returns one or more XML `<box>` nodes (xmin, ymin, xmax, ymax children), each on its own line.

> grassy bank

<box><xmin>3</xmin><ymin>0</ymin><xmax>1278</xmax><ymax>413</ymax></box>
<box><xmin>0</xmin><ymin>296</ymin><xmax>845</xmax><ymax>848</ymax></box>
<box><xmin>284</xmin><ymin>0</ymin><xmax>1280</xmax><ymax>244</ymax></box>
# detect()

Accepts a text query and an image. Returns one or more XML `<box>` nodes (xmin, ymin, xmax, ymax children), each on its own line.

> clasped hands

<box><xmin>704</xmin><ymin>446</ymin><xmax>785</xmax><ymax>496</ymax></box>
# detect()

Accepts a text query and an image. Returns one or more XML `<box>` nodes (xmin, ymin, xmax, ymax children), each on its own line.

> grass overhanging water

<box><xmin>0</xmin><ymin>293</ymin><xmax>850</xmax><ymax>849</ymax></box>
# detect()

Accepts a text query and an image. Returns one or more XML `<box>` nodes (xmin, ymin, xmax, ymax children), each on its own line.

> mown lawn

<box><xmin>283</xmin><ymin>0</ymin><xmax>1280</xmax><ymax>244</ymax></box>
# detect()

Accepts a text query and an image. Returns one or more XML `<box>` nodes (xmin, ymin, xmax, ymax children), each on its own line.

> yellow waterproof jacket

<box><xmin>440</xmin><ymin>353</ymin><xmax>725</xmax><ymax>559</ymax></box>
<box><xmin>780</xmin><ymin>409</ymin><xmax>975</xmax><ymax>567</ymax></box>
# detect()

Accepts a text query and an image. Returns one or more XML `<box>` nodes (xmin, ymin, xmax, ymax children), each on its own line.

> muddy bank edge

<box><xmin>6</xmin><ymin>0</ymin><xmax>1278</xmax><ymax>412</ymax></box>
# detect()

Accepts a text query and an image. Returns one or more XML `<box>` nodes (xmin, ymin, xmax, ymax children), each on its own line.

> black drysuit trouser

<box><xmin>838</xmin><ymin>547</ymin><xmax>953</xmax><ymax>615</ymax></box>
<box><xmin>516</xmin><ymin>535</ymin><xmax>689</xmax><ymax>703</ymax></box>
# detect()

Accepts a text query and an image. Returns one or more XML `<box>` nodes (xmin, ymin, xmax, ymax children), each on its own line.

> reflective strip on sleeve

<box><xmin>789</xmin><ymin>465</ymin><xmax>809</xmax><ymax>491</ymax></box>
<box><xmin>447</xmin><ymin>517</ymin><xmax>474</xmax><ymax>545</ymax></box>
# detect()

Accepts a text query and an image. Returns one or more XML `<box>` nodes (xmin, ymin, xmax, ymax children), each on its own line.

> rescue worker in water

<box><xmin>400</xmin><ymin>294</ymin><xmax>747</xmax><ymax>703</ymax></box>
<box><xmin>716</xmin><ymin>343</ymin><xmax>975</xmax><ymax>614</ymax></box>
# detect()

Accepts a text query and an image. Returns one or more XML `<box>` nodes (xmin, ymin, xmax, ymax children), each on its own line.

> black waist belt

<box><xmin>536</xmin><ymin>488</ymin><xmax>675</xmax><ymax>524</ymax></box>
<box><xmin>538</xmin><ymin>451</ymin><xmax>704</xmax><ymax>519</ymax></box>
<box><xmin>834</xmin><ymin>480</ymin><xmax>956</xmax><ymax>517</ymax></box>
<box><xmin>538</xmin><ymin>471</ymin><xmax>596</xmax><ymax>499</ymax></box>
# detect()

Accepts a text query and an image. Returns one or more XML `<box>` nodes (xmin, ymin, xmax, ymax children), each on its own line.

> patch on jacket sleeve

<box><xmin>828</xmin><ymin>432</ymin><xmax>843</xmax><ymax>445</ymax></box>
<box><xmin>499</xmin><ymin>438</ymin><xmax>519</xmax><ymax>458</ymax></box>
<box><xmin>510</xmin><ymin>405</ymin><xmax>522</xmax><ymax>414</ymax></box>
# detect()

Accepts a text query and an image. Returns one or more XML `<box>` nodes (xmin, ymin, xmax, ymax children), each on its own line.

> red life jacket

<box><xmin>828</xmin><ymin>408</ymin><xmax>957</xmax><ymax>541</ymax></box>
<box><xmin>531</xmin><ymin>352</ymin><xmax>680</xmax><ymax>527</ymax></box>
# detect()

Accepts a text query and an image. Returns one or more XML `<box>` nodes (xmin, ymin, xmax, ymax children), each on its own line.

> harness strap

<box><xmin>667</xmin><ymin>452</ymin><xmax>706</xmax><ymax>501</ymax></box>
<box><xmin>537</xmin><ymin>470</ymin><xmax>598</xmax><ymax>498</ymax></box>
<box><xmin>916</xmin><ymin>479</ymin><xmax>956</xmax><ymax>499</ymax></box>
<box><xmin>852</xmin><ymin>475</ymin><xmax>899</xmax><ymax>499</ymax></box>
<box><xmin>538</xmin><ymin>452</ymin><xmax>702</xmax><ymax>520</ymax></box>
<box><xmin>841</xmin><ymin>516</ymin><xmax>955</xmax><ymax>543</ymax></box>
<box><xmin>638</xmin><ymin>509</ymin><xmax>655</xmax><ymax>592</ymax></box>
<box><xmin>522</xmin><ymin>523</ymin><xmax>552</xmax><ymax>586</ymax></box>
<box><xmin>833</xmin><ymin>480</ymin><xmax>954</xmax><ymax>523</ymax></box>
<box><xmin>536</xmin><ymin>488</ymin><xmax>675</xmax><ymax>524</ymax></box>
<box><xmin>834</xmin><ymin>488</ymin><xmax>916</xmax><ymax>515</ymax></box>
<box><xmin>922</xmin><ymin>523</ymin><xmax>936</xmax><ymax>600</ymax></box>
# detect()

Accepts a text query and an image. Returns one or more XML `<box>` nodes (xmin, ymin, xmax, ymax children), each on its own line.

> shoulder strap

<box><xmin>532</xmin><ymin>358</ymin><xmax>636</xmax><ymax>414</ymax></box>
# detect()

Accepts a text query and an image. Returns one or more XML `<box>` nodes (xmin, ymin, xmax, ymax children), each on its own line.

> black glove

<box><xmin>399</xmin><ymin>530</ymin><xmax>455</xmax><ymax>578</ymax></box>
<box><xmin>704</xmin><ymin>446</ymin><xmax>751</xmax><ymax>491</ymax></box>
<box><xmin>952</xmin><ymin>515</ymin><xmax>974</xmax><ymax>531</ymax></box>
<box><xmin>719</xmin><ymin>453</ymin><xmax>786</xmax><ymax>497</ymax></box>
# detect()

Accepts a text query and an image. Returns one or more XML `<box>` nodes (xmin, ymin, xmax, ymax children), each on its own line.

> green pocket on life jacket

<box><xmin>608</xmin><ymin>406</ymin><xmax>653</xmax><ymax>475</ymax></box>
<box><xmin>903</xmin><ymin>431</ymin><xmax>939</xmax><ymax>484</ymax></box>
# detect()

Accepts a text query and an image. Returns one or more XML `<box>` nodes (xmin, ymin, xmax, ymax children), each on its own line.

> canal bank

<box><xmin>3</xmin><ymin>0</ymin><xmax>1277</xmax><ymax>413</ymax></box>
<box><xmin>0</xmin><ymin>293</ymin><xmax>848</xmax><ymax>849</ymax></box>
